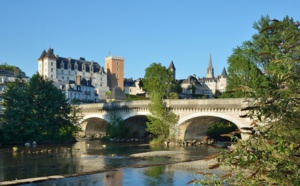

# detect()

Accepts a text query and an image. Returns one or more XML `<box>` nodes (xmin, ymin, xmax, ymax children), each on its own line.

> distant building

<box><xmin>171</xmin><ymin>54</ymin><xmax>227</xmax><ymax>98</ymax></box>
<box><xmin>54</xmin><ymin>76</ymin><xmax>99</xmax><ymax>103</ymax></box>
<box><xmin>105</xmin><ymin>56</ymin><xmax>125</xmax><ymax>91</ymax></box>
<box><xmin>199</xmin><ymin>54</ymin><xmax>227</xmax><ymax>94</ymax></box>
<box><xmin>177</xmin><ymin>75</ymin><xmax>212</xmax><ymax>98</ymax></box>
<box><xmin>124</xmin><ymin>78</ymin><xmax>145</xmax><ymax>95</ymax></box>
<box><xmin>38</xmin><ymin>48</ymin><xmax>109</xmax><ymax>100</ymax></box>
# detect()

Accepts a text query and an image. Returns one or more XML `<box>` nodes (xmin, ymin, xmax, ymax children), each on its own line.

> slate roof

<box><xmin>221</xmin><ymin>67</ymin><xmax>227</xmax><ymax>77</ymax></box>
<box><xmin>124</xmin><ymin>78</ymin><xmax>135</xmax><ymax>87</ymax></box>
<box><xmin>0</xmin><ymin>69</ymin><xmax>27</xmax><ymax>78</ymax></box>
<box><xmin>39</xmin><ymin>48</ymin><xmax>106</xmax><ymax>74</ymax></box>
<box><xmin>169</xmin><ymin>60</ymin><xmax>176</xmax><ymax>70</ymax></box>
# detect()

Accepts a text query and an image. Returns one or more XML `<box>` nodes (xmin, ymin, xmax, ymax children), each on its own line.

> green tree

<box><xmin>1</xmin><ymin>73</ymin><xmax>80</xmax><ymax>143</ymax></box>
<box><xmin>105</xmin><ymin>110</ymin><xmax>129</xmax><ymax>138</ymax></box>
<box><xmin>143</xmin><ymin>63</ymin><xmax>175</xmax><ymax>97</ymax></box>
<box><xmin>146</xmin><ymin>92</ymin><xmax>178</xmax><ymax>142</ymax></box>
<box><xmin>204</xmin><ymin>16</ymin><xmax>300</xmax><ymax>185</ymax></box>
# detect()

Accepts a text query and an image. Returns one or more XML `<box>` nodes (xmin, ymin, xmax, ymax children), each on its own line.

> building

<box><xmin>199</xmin><ymin>54</ymin><xmax>227</xmax><ymax>94</ymax></box>
<box><xmin>105</xmin><ymin>56</ymin><xmax>124</xmax><ymax>91</ymax></box>
<box><xmin>177</xmin><ymin>75</ymin><xmax>213</xmax><ymax>98</ymax></box>
<box><xmin>171</xmin><ymin>54</ymin><xmax>227</xmax><ymax>98</ymax></box>
<box><xmin>124</xmin><ymin>78</ymin><xmax>145</xmax><ymax>95</ymax></box>
<box><xmin>38</xmin><ymin>48</ymin><xmax>109</xmax><ymax>100</ymax></box>
<box><xmin>54</xmin><ymin>76</ymin><xmax>99</xmax><ymax>103</ymax></box>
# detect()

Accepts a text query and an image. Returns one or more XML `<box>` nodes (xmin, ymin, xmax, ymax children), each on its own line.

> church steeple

<box><xmin>206</xmin><ymin>54</ymin><xmax>214</xmax><ymax>78</ymax></box>
<box><xmin>168</xmin><ymin>60</ymin><xmax>176</xmax><ymax>80</ymax></box>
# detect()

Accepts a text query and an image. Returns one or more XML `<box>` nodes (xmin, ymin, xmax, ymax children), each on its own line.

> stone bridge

<box><xmin>78</xmin><ymin>98</ymin><xmax>253</xmax><ymax>140</ymax></box>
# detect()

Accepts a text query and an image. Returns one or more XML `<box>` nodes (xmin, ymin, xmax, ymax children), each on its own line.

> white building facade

<box><xmin>38</xmin><ymin>48</ymin><xmax>109</xmax><ymax>100</ymax></box>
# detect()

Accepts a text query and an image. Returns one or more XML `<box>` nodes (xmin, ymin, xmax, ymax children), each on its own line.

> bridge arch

<box><xmin>177</xmin><ymin>112</ymin><xmax>250</xmax><ymax>140</ymax></box>
<box><xmin>79</xmin><ymin>114</ymin><xmax>109</xmax><ymax>137</ymax></box>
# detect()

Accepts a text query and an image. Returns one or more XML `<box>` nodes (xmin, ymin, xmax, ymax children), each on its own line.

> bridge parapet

<box><xmin>79</xmin><ymin>98</ymin><xmax>250</xmax><ymax>111</ymax></box>
<box><xmin>165</xmin><ymin>98</ymin><xmax>250</xmax><ymax>109</ymax></box>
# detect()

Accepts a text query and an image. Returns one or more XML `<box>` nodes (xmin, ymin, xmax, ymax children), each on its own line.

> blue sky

<box><xmin>0</xmin><ymin>1</ymin><xmax>299</xmax><ymax>80</ymax></box>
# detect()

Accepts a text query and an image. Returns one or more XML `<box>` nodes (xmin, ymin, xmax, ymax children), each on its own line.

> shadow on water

<box><xmin>0</xmin><ymin>141</ymin><xmax>226</xmax><ymax>185</ymax></box>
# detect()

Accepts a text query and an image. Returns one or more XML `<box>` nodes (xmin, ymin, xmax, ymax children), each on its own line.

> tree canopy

<box><xmin>1</xmin><ymin>73</ymin><xmax>81</xmax><ymax>143</ymax></box>
<box><xmin>210</xmin><ymin>15</ymin><xmax>300</xmax><ymax>185</ymax></box>
<box><xmin>143</xmin><ymin>63</ymin><xmax>175</xmax><ymax>97</ymax></box>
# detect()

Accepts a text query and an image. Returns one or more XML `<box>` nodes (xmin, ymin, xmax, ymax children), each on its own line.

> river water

<box><xmin>0</xmin><ymin>141</ymin><xmax>226</xmax><ymax>185</ymax></box>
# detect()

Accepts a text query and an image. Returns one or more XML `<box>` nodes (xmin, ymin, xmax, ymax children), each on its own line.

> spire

<box><xmin>206</xmin><ymin>53</ymin><xmax>214</xmax><ymax>78</ymax></box>
<box><xmin>168</xmin><ymin>60</ymin><xmax>176</xmax><ymax>80</ymax></box>
<box><xmin>169</xmin><ymin>60</ymin><xmax>176</xmax><ymax>70</ymax></box>
<box><xmin>209</xmin><ymin>53</ymin><xmax>212</xmax><ymax>68</ymax></box>
<box><xmin>38</xmin><ymin>50</ymin><xmax>46</xmax><ymax>60</ymax></box>
<box><xmin>221</xmin><ymin>67</ymin><xmax>227</xmax><ymax>77</ymax></box>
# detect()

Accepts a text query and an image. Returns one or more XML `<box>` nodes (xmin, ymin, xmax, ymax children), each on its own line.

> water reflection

<box><xmin>0</xmin><ymin>141</ymin><xmax>219</xmax><ymax>183</ymax></box>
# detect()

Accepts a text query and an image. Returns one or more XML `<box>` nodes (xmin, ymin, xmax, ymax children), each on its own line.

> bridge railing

<box><xmin>79</xmin><ymin>98</ymin><xmax>250</xmax><ymax>111</ymax></box>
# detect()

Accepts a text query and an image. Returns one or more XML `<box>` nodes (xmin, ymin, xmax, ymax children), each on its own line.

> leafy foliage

<box><xmin>1</xmin><ymin>73</ymin><xmax>81</xmax><ymax>143</ymax></box>
<box><xmin>146</xmin><ymin>92</ymin><xmax>178</xmax><ymax>142</ymax></box>
<box><xmin>143</xmin><ymin>63</ymin><xmax>175</xmax><ymax>97</ymax></box>
<box><xmin>206</xmin><ymin>120</ymin><xmax>239</xmax><ymax>141</ymax></box>
<box><xmin>105</xmin><ymin>110</ymin><xmax>129</xmax><ymax>138</ymax></box>
<box><xmin>207</xmin><ymin>16</ymin><xmax>300</xmax><ymax>185</ymax></box>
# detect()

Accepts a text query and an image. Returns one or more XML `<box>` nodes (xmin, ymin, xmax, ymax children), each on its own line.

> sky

<box><xmin>0</xmin><ymin>1</ymin><xmax>299</xmax><ymax>80</ymax></box>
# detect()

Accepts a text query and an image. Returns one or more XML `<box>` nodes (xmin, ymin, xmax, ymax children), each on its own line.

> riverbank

<box><xmin>0</xmin><ymin>150</ymin><xmax>228</xmax><ymax>186</ymax></box>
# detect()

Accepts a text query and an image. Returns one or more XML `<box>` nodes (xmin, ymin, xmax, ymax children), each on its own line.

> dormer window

<box><xmin>74</xmin><ymin>62</ymin><xmax>78</xmax><ymax>70</ymax></box>
<box><xmin>68</xmin><ymin>62</ymin><xmax>71</xmax><ymax>69</ymax></box>
<box><xmin>60</xmin><ymin>61</ymin><xmax>64</xmax><ymax>69</ymax></box>
<box><xmin>90</xmin><ymin>64</ymin><xmax>93</xmax><ymax>72</ymax></box>
<box><xmin>82</xmin><ymin>64</ymin><xmax>85</xmax><ymax>71</ymax></box>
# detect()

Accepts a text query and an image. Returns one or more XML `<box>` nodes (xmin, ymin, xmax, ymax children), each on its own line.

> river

<box><xmin>0</xmin><ymin>141</ymin><xmax>228</xmax><ymax>185</ymax></box>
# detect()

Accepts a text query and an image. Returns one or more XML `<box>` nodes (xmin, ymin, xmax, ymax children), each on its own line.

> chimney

<box><xmin>76</xmin><ymin>75</ymin><xmax>81</xmax><ymax>85</ymax></box>
<box><xmin>14</xmin><ymin>67</ymin><xmax>20</xmax><ymax>76</ymax></box>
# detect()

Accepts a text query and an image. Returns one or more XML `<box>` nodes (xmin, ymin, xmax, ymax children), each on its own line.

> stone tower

<box><xmin>105</xmin><ymin>56</ymin><xmax>125</xmax><ymax>91</ymax></box>
<box><xmin>206</xmin><ymin>54</ymin><xmax>214</xmax><ymax>78</ymax></box>
<box><xmin>37</xmin><ymin>48</ymin><xmax>57</xmax><ymax>80</ymax></box>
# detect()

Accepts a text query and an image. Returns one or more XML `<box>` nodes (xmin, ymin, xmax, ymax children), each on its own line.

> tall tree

<box><xmin>206</xmin><ymin>16</ymin><xmax>300</xmax><ymax>185</ymax></box>
<box><xmin>1</xmin><ymin>74</ymin><xmax>80</xmax><ymax>143</ymax></box>
<box><xmin>143</xmin><ymin>63</ymin><xmax>175</xmax><ymax>97</ymax></box>
<box><xmin>146</xmin><ymin>92</ymin><xmax>178</xmax><ymax>142</ymax></box>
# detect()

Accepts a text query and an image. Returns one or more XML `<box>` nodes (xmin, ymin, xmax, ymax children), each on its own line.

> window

<box><xmin>62</xmin><ymin>76</ymin><xmax>64</xmax><ymax>79</ymax></box>
<box><xmin>51</xmin><ymin>68</ymin><xmax>53</xmax><ymax>72</ymax></box>
<box><xmin>51</xmin><ymin>62</ymin><xmax>53</xmax><ymax>66</ymax></box>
